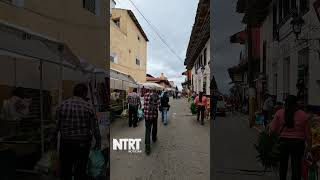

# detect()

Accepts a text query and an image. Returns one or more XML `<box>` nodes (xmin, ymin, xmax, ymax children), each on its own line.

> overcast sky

<box><xmin>115</xmin><ymin>0</ymin><xmax>244</xmax><ymax>93</ymax></box>
<box><xmin>115</xmin><ymin>0</ymin><xmax>198</xmax><ymax>90</ymax></box>
<box><xmin>211</xmin><ymin>0</ymin><xmax>245</xmax><ymax>94</ymax></box>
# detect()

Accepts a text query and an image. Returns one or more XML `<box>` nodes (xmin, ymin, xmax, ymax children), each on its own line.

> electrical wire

<box><xmin>126</xmin><ymin>0</ymin><xmax>185</xmax><ymax>64</ymax></box>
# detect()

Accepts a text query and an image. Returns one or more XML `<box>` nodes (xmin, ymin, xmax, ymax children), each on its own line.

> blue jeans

<box><xmin>161</xmin><ymin>107</ymin><xmax>168</xmax><ymax>125</ymax></box>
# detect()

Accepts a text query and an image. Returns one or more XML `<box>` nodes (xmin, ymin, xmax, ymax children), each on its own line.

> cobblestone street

<box><xmin>110</xmin><ymin>98</ymin><xmax>210</xmax><ymax>180</ymax></box>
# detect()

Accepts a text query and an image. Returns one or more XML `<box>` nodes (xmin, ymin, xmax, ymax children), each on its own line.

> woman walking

<box><xmin>269</xmin><ymin>95</ymin><xmax>311</xmax><ymax>180</ymax></box>
<box><xmin>194</xmin><ymin>92</ymin><xmax>207</xmax><ymax>125</ymax></box>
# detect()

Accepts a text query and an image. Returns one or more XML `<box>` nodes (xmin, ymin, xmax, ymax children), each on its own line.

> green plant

<box><xmin>190</xmin><ymin>102</ymin><xmax>197</xmax><ymax>115</ymax></box>
<box><xmin>254</xmin><ymin>129</ymin><xmax>281</xmax><ymax>171</ymax></box>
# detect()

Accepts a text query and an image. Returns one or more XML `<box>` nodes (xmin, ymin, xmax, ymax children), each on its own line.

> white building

<box><xmin>260</xmin><ymin>0</ymin><xmax>320</xmax><ymax>106</ymax></box>
<box><xmin>184</xmin><ymin>0</ymin><xmax>210</xmax><ymax>95</ymax></box>
<box><xmin>191</xmin><ymin>39</ymin><xmax>211</xmax><ymax>95</ymax></box>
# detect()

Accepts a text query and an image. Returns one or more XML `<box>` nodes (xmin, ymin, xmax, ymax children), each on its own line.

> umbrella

<box><xmin>140</xmin><ymin>82</ymin><xmax>163</xmax><ymax>90</ymax></box>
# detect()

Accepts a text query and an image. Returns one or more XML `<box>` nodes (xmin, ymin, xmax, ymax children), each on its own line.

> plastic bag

<box><xmin>302</xmin><ymin>153</ymin><xmax>318</xmax><ymax>180</ymax></box>
<box><xmin>138</xmin><ymin>108</ymin><xmax>144</xmax><ymax>119</ymax></box>
<box><xmin>121</xmin><ymin>109</ymin><xmax>128</xmax><ymax>117</ymax></box>
<box><xmin>88</xmin><ymin>150</ymin><xmax>106</xmax><ymax>179</ymax></box>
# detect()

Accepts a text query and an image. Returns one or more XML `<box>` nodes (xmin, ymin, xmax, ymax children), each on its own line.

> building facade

<box><xmin>191</xmin><ymin>39</ymin><xmax>211</xmax><ymax>95</ymax></box>
<box><xmin>184</xmin><ymin>0</ymin><xmax>210</xmax><ymax>96</ymax></box>
<box><xmin>110</xmin><ymin>8</ymin><xmax>148</xmax><ymax>83</ymax></box>
<box><xmin>0</xmin><ymin>0</ymin><xmax>108</xmax><ymax>69</ymax></box>
<box><xmin>260</xmin><ymin>0</ymin><xmax>320</xmax><ymax>106</ymax></box>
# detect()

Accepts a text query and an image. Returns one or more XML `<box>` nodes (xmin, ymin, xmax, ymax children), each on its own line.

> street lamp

<box><xmin>290</xmin><ymin>14</ymin><xmax>305</xmax><ymax>39</ymax></box>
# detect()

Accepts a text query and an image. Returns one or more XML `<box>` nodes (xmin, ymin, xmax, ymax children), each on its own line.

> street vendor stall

<box><xmin>0</xmin><ymin>21</ymin><xmax>110</xmax><ymax>178</ymax></box>
<box><xmin>110</xmin><ymin>69</ymin><xmax>138</xmax><ymax>118</ymax></box>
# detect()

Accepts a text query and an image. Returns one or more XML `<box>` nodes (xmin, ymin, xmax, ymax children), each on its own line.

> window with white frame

<box><xmin>113</xmin><ymin>18</ymin><xmax>120</xmax><ymax>28</ymax></box>
<box><xmin>204</xmin><ymin>48</ymin><xmax>207</xmax><ymax>66</ymax></box>
<box><xmin>110</xmin><ymin>53</ymin><xmax>118</xmax><ymax>63</ymax></box>
<box><xmin>283</xmin><ymin>57</ymin><xmax>290</xmax><ymax>100</ymax></box>
<box><xmin>136</xmin><ymin>58</ymin><xmax>141</xmax><ymax>66</ymax></box>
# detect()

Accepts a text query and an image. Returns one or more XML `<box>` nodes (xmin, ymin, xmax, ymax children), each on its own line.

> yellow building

<box><xmin>110</xmin><ymin>8</ymin><xmax>148</xmax><ymax>83</ymax></box>
<box><xmin>0</xmin><ymin>0</ymin><xmax>108</xmax><ymax>68</ymax></box>
<box><xmin>0</xmin><ymin>0</ymin><xmax>108</xmax><ymax>97</ymax></box>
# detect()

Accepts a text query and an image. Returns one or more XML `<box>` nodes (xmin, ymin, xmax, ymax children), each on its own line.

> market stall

<box><xmin>110</xmin><ymin>69</ymin><xmax>138</xmax><ymax>118</ymax></box>
<box><xmin>0</xmin><ymin>21</ymin><xmax>109</xmax><ymax>178</ymax></box>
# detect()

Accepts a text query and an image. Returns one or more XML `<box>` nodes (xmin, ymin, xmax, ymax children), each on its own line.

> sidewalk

<box><xmin>211</xmin><ymin>111</ymin><xmax>278</xmax><ymax>180</ymax></box>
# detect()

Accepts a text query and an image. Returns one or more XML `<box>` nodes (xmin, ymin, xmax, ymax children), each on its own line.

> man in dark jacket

<box><xmin>160</xmin><ymin>91</ymin><xmax>170</xmax><ymax>125</ymax></box>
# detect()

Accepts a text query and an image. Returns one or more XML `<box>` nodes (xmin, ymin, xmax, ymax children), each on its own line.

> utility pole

<box><xmin>247</xmin><ymin>0</ymin><xmax>255</xmax><ymax>128</ymax></box>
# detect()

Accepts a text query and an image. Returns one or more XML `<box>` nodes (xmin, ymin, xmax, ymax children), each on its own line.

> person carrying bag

<box><xmin>269</xmin><ymin>95</ymin><xmax>312</xmax><ymax>180</ymax></box>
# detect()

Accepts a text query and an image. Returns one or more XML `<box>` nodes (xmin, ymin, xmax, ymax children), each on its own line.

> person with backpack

<box><xmin>194</xmin><ymin>92</ymin><xmax>207</xmax><ymax>125</ymax></box>
<box><xmin>143</xmin><ymin>88</ymin><xmax>161</xmax><ymax>155</ymax></box>
<box><xmin>269</xmin><ymin>95</ymin><xmax>312</xmax><ymax>180</ymax></box>
<box><xmin>160</xmin><ymin>91</ymin><xmax>170</xmax><ymax>125</ymax></box>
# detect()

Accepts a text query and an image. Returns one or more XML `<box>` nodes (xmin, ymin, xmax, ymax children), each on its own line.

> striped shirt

<box><xmin>144</xmin><ymin>92</ymin><xmax>160</xmax><ymax>120</ymax></box>
<box><xmin>56</xmin><ymin>97</ymin><xmax>101</xmax><ymax>144</ymax></box>
<box><xmin>127</xmin><ymin>92</ymin><xmax>141</xmax><ymax>107</ymax></box>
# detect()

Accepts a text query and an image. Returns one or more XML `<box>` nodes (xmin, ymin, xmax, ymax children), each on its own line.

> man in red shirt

<box><xmin>144</xmin><ymin>89</ymin><xmax>160</xmax><ymax>155</ymax></box>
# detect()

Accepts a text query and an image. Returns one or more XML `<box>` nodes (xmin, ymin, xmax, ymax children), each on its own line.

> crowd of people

<box><xmin>127</xmin><ymin>88</ymin><xmax>172</xmax><ymax>155</ymax></box>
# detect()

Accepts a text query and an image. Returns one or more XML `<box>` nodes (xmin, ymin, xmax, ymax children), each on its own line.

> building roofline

<box><xmin>112</xmin><ymin>8</ymin><xmax>149</xmax><ymax>42</ymax></box>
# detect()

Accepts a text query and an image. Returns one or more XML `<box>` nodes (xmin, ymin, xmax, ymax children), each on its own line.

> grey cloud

<box><xmin>117</xmin><ymin>0</ymin><xmax>198</xmax><ymax>90</ymax></box>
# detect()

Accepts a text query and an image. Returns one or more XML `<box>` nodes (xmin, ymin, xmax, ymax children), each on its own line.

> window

<box><xmin>110</xmin><ymin>53</ymin><xmax>117</xmax><ymax>63</ymax></box>
<box><xmin>300</xmin><ymin>0</ymin><xmax>309</xmax><ymax>14</ymax></box>
<box><xmin>3</xmin><ymin>0</ymin><xmax>24</xmax><ymax>7</ymax></box>
<box><xmin>279</xmin><ymin>0</ymin><xmax>283</xmax><ymax>22</ymax></box>
<box><xmin>263</xmin><ymin>41</ymin><xmax>267</xmax><ymax>74</ymax></box>
<box><xmin>283</xmin><ymin>57</ymin><xmax>290</xmax><ymax>100</ymax></box>
<box><xmin>113</xmin><ymin>18</ymin><xmax>120</xmax><ymax>27</ymax></box>
<box><xmin>298</xmin><ymin>48</ymin><xmax>309</xmax><ymax>104</ymax></box>
<box><xmin>204</xmin><ymin>48</ymin><xmax>207</xmax><ymax>66</ymax></box>
<box><xmin>273</xmin><ymin>3</ymin><xmax>278</xmax><ymax>40</ymax></box>
<box><xmin>136</xmin><ymin>58</ymin><xmax>141</xmax><ymax>66</ymax></box>
<box><xmin>83</xmin><ymin>0</ymin><xmax>96</xmax><ymax>14</ymax></box>
<box><xmin>138</xmin><ymin>36</ymin><xmax>140</xmax><ymax>41</ymax></box>
<box><xmin>283</xmin><ymin>0</ymin><xmax>290</xmax><ymax>17</ymax></box>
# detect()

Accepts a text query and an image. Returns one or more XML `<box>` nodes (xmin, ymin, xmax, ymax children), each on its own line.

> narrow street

<box><xmin>211</xmin><ymin>112</ymin><xmax>278</xmax><ymax>180</ymax></box>
<box><xmin>110</xmin><ymin>98</ymin><xmax>210</xmax><ymax>180</ymax></box>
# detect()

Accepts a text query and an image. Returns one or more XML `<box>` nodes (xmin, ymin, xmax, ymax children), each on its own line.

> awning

<box><xmin>110</xmin><ymin>69</ymin><xmax>138</xmax><ymax>90</ymax></box>
<box><xmin>140</xmin><ymin>82</ymin><xmax>164</xmax><ymax>90</ymax></box>
<box><xmin>0</xmin><ymin>21</ymin><xmax>80</xmax><ymax>69</ymax></box>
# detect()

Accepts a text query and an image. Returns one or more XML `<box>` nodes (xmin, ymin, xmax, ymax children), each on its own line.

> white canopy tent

<box><xmin>0</xmin><ymin>22</ymin><xmax>108</xmax><ymax>155</ymax></box>
<box><xmin>140</xmin><ymin>82</ymin><xmax>164</xmax><ymax>90</ymax></box>
<box><xmin>110</xmin><ymin>69</ymin><xmax>138</xmax><ymax>91</ymax></box>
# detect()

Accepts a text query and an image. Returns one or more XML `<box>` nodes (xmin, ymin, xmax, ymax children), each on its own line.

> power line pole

<box><xmin>247</xmin><ymin>0</ymin><xmax>255</xmax><ymax>128</ymax></box>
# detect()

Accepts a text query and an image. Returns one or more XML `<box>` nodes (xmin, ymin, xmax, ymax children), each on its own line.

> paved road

<box><xmin>110</xmin><ymin>98</ymin><xmax>209</xmax><ymax>180</ymax></box>
<box><xmin>211</xmin><ymin>112</ymin><xmax>278</xmax><ymax>180</ymax></box>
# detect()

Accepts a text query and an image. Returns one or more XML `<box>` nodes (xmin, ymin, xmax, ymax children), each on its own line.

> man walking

<box><xmin>144</xmin><ymin>88</ymin><xmax>160</xmax><ymax>155</ymax></box>
<box><xmin>160</xmin><ymin>91</ymin><xmax>170</xmax><ymax>125</ymax></box>
<box><xmin>127</xmin><ymin>88</ymin><xmax>141</xmax><ymax>128</ymax></box>
<box><xmin>56</xmin><ymin>83</ymin><xmax>101</xmax><ymax>180</ymax></box>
